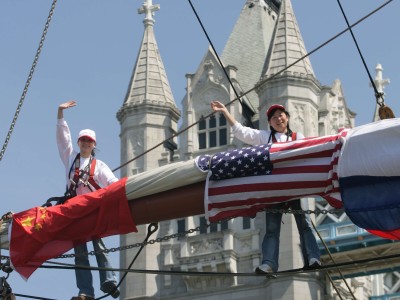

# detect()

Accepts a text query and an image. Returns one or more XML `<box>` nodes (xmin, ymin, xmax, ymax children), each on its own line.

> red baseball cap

<box><xmin>266</xmin><ymin>104</ymin><xmax>286</xmax><ymax>120</ymax></box>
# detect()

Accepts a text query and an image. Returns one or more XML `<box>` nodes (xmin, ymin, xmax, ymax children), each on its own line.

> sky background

<box><xmin>0</xmin><ymin>0</ymin><xmax>399</xmax><ymax>298</ymax></box>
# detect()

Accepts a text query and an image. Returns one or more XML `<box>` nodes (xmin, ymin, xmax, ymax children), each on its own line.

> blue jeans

<box><xmin>74</xmin><ymin>239</ymin><xmax>117</xmax><ymax>297</ymax></box>
<box><xmin>261</xmin><ymin>200</ymin><xmax>320</xmax><ymax>272</ymax></box>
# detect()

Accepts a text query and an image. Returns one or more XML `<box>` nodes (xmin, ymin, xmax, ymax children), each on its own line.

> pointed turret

<box><xmin>117</xmin><ymin>1</ymin><xmax>181</xmax><ymax>298</ymax></box>
<box><xmin>117</xmin><ymin>0</ymin><xmax>180</xmax><ymax>175</ymax></box>
<box><xmin>264</xmin><ymin>0</ymin><xmax>314</xmax><ymax>78</ymax></box>
<box><xmin>220</xmin><ymin>0</ymin><xmax>280</xmax><ymax>108</ymax></box>
<box><xmin>256</xmin><ymin>0</ymin><xmax>320</xmax><ymax>137</ymax></box>
<box><xmin>118</xmin><ymin>0</ymin><xmax>177</xmax><ymax>114</ymax></box>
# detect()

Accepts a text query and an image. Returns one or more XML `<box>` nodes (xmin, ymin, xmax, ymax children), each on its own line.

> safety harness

<box><xmin>68</xmin><ymin>153</ymin><xmax>101</xmax><ymax>194</ymax></box>
<box><xmin>269</xmin><ymin>130</ymin><xmax>297</xmax><ymax>143</ymax></box>
<box><xmin>42</xmin><ymin>154</ymin><xmax>101</xmax><ymax>207</ymax></box>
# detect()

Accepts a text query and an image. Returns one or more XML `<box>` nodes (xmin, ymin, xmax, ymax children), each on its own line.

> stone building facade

<box><xmin>116</xmin><ymin>0</ymin><xmax>396</xmax><ymax>299</ymax></box>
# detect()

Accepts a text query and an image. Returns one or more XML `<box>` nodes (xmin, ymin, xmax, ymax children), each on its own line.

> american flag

<box><xmin>197</xmin><ymin>144</ymin><xmax>273</xmax><ymax>180</ymax></box>
<box><xmin>198</xmin><ymin>131</ymin><xmax>349</xmax><ymax>222</ymax></box>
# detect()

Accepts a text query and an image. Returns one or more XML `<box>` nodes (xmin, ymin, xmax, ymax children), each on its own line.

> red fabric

<box><xmin>367</xmin><ymin>229</ymin><xmax>400</xmax><ymax>240</ymax></box>
<box><xmin>9</xmin><ymin>177</ymin><xmax>136</xmax><ymax>279</ymax></box>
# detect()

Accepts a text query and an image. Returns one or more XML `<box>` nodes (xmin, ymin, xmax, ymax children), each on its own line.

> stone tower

<box><xmin>118</xmin><ymin>0</ymin><xmax>358</xmax><ymax>299</ymax></box>
<box><xmin>116</xmin><ymin>0</ymin><xmax>180</xmax><ymax>297</ymax></box>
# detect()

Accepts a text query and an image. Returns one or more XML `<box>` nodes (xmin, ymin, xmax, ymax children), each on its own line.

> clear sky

<box><xmin>0</xmin><ymin>0</ymin><xmax>398</xmax><ymax>298</ymax></box>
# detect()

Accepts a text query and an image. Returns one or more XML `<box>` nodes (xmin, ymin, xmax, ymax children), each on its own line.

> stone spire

<box><xmin>264</xmin><ymin>0</ymin><xmax>315</xmax><ymax>78</ymax></box>
<box><xmin>117</xmin><ymin>2</ymin><xmax>180</xmax><ymax>297</ymax></box>
<box><xmin>220</xmin><ymin>0</ymin><xmax>279</xmax><ymax>109</ymax></box>
<box><xmin>119</xmin><ymin>0</ymin><xmax>176</xmax><ymax>112</ymax></box>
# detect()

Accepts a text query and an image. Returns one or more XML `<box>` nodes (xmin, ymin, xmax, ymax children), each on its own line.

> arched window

<box><xmin>199</xmin><ymin>216</ymin><xmax>228</xmax><ymax>234</ymax></box>
<box><xmin>198</xmin><ymin>113</ymin><xmax>227</xmax><ymax>149</ymax></box>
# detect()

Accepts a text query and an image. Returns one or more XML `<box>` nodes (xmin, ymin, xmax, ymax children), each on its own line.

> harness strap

<box><xmin>271</xmin><ymin>131</ymin><xmax>296</xmax><ymax>143</ymax></box>
<box><xmin>88</xmin><ymin>158</ymin><xmax>101</xmax><ymax>190</ymax></box>
<box><xmin>70</xmin><ymin>154</ymin><xmax>81</xmax><ymax>190</ymax></box>
<box><xmin>69</xmin><ymin>153</ymin><xmax>101</xmax><ymax>193</ymax></box>
<box><xmin>292</xmin><ymin>132</ymin><xmax>297</xmax><ymax>140</ymax></box>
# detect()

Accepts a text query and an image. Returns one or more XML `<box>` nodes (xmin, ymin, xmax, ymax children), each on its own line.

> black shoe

<box><xmin>255</xmin><ymin>264</ymin><xmax>273</xmax><ymax>274</ymax></box>
<box><xmin>102</xmin><ymin>281</ymin><xmax>120</xmax><ymax>298</ymax></box>
<box><xmin>304</xmin><ymin>258</ymin><xmax>322</xmax><ymax>270</ymax></box>
<box><xmin>255</xmin><ymin>264</ymin><xmax>277</xmax><ymax>278</ymax></box>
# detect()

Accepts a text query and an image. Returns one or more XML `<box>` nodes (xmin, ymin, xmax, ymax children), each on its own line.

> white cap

<box><xmin>78</xmin><ymin>129</ymin><xmax>96</xmax><ymax>142</ymax></box>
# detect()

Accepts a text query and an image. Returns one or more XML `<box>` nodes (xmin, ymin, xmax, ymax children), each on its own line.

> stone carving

<box><xmin>190</xmin><ymin>238</ymin><xmax>223</xmax><ymax>255</ymax></box>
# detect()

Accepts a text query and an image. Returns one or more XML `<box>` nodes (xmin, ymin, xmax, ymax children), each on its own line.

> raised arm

<box><xmin>210</xmin><ymin>100</ymin><xmax>237</xmax><ymax>126</ymax></box>
<box><xmin>56</xmin><ymin>101</ymin><xmax>77</xmax><ymax>168</ymax></box>
<box><xmin>57</xmin><ymin>100</ymin><xmax>77</xmax><ymax>120</ymax></box>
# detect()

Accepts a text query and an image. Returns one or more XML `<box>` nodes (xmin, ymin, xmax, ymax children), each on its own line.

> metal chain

<box><xmin>0</xmin><ymin>0</ymin><xmax>58</xmax><ymax>162</ymax></box>
<box><xmin>0</xmin><ymin>208</ymin><xmax>342</xmax><ymax>261</ymax></box>
<box><xmin>55</xmin><ymin>208</ymin><xmax>342</xmax><ymax>259</ymax></box>
<box><xmin>56</xmin><ymin>226</ymin><xmax>205</xmax><ymax>259</ymax></box>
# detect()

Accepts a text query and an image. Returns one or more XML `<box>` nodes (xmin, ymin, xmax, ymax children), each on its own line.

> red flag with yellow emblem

<box><xmin>9</xmin><ymin>177</ymin><xmax>137</xmax><ymax>279</ymax></box>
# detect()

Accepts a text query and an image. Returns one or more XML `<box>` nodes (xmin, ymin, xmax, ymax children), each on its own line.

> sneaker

<box><xmin>255</xmin><ymin>263</ymin><xmax>273</xmax><ymax>274</ymax></box>
<box><xmin>102</xmin><ymin>281</ymin><xmax>120</xmax><ymax>299</ymax></box>
<box><xmin>308</xmin><ymin>258</ymin><xmax>322</xmax><ymax>269</ymax></box>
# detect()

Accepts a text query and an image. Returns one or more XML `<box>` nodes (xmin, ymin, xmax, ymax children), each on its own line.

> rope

<box><xmin>94</xmin><ymin>223</ymin><xmax>158</xmax><ymax>300</ymax></box>
<box><xmin>326</xmin><ymin>272</ymin><xmax>345</xmax><ymax>300</ymax></box>
<box><xmin>0</xmin><ymin>0</ymin><xmax>58</xmax><ymax>162</ymax></box>
<box><xmin>335</xmin><ymin>0</ymin><xmax>393</xmax><ymax>107</ymax></box>
<box><xmin>43</xmin><ymin>209</ymin><xmax>339</xmax><ymax>260</ymax></box>
<box><xmin>112</xmin><ymin>0</ymin><xmax>392</xmax><ymax>173</ymax></box>
<box><xmin>311</xmin><ymin>220</ymin><xmax>357</xmax><ymax>300</ymax></box>
<box><xmin>0</xmin><ymin>224</ymin><xmax>158</xmax><ymax>300</ymax></box>
<box><xmin>34</xmin><ymin>252</ymin><xmax>400</xmax><ymax>277</ymax></box>
<box><xmin>13</xmin><ymin>294</ymin><xmax>56</xmax><ymax>300</ymax></box>
<box><xmin>187</xmin><ymin>0</ymin><xmax>255</xmax><ymax>129</ymax></box>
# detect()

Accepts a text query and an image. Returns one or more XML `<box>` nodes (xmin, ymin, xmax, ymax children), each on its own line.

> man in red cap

<box><xmin>211</xmin><ymin>100</ymin><xmax>321</xmax><ymax>274</ymax></box>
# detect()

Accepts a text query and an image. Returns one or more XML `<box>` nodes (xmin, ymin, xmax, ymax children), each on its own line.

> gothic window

<box><xmin>210</xmin><ymin>222</ymin><xmax>218</xmax><ymax>233</ymax></box>
<box><xmin>199</xmin><ymin>216</ymin><xmax>229</xmax><ymax>234</ymax></box>
<box><xmin>220</xmin><ymin>219</ymin><xmax>228</xmax><ymax>230</ymax></box>
<box><xmin>242</xmin><ymin>217</ymin><xmax>251</xmax><ymax>230</ymax></box>
<box><xmin>198</xmin><ymin>114</ymin><xmax>227</xmax><ymax>149</ymax></box>
<box><xmin>199</xmin><ymin>216</ymin><xmax>207</xmax><ymax>234</ymax></box>
<box><xmin>177</xmin><ymin>219</ymin><xmax>186</xmax><ymax>234</ymax></box>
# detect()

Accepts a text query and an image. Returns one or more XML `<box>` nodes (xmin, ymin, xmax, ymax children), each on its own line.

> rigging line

<box><xmin>326</xmin><ymin>272</ymin><xmax>345</xmax><ymax>300</ymax></box>
<box><xmin>38</xmin><ymin>251</ymin><xmax>400</xmax><ymax>276</ymax></box>
<box><xmin>187</xmin><ymin>0</ymin><xmax>255</xmax><ymax>129</ymax></box>
<box><xmin>94</xmin><ymin>223</ymin><xmax>158</xmax><ymax>300</ymax></box>
<box><xmin>0</xmin><ymin>0</ymin><xmax>58</xmax><ymax>162</ymax></box>
<box><xmin>13</xmin><ymin>293</ymin><xmax>57</xmax><ymax>300</ymax></box>
<box><xmin>335</xmin><ymin>0</ymin><xmax>392</xmax><ymax>107</ymax></box>
<box><xmin>311</xmin><ymin>220</ymin><xmax>357</xmax><ymax>300</ymax></box>
<box><xmin>112</xmin><ymin>0</ymin><xmax>390</xmax><ymax>173</ymax></box>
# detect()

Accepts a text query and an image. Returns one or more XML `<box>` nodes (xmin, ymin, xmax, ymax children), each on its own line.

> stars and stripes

<box><xmin>202</xmin><ymin>132</ymin><xmax>348</xmax><ymax>222</ymax></box>
<box><xmin>197</xmin><ymin>144</ymin><xmax>273</xmax><ymax>180</ymax></box>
